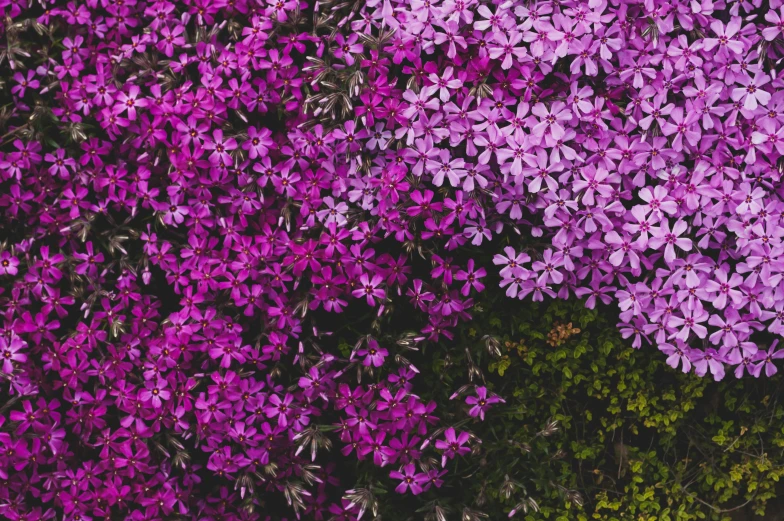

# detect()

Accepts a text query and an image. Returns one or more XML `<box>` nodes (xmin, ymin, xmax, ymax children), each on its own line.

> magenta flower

<box><xmin>751</xmin><ymin>341</ymin><xmax>784</xmax><ymax>377</ymax></box>
<box><xmin>243</xmin><ymin>126</ymin><xmax>273</xmax><ymax>159</ymax></box>
<box><xmin>0</xmin><ymin>335</ymin><xmax>27</xmax><ymax>374</ymax></box>
<box><xmin>357</xmin><ymin>339</ymin><xmax>389</xmax><ymax>368</ymax></box>
<box><xmin>435</xmin><ymin>427</ymin><xmax>470</xmax><ymax>467</ymax></box>
<box><xmin>140</xmin><ymin>378</ymin><xmax>171</xmax><ymax>408</ymax></box>
<box><xmin>465</xmin><ymin>387</ymin><xmax>504</xmax><ymax>420</ymax></box>
<box><xmin>333</xmin><ymin>33</ymin><xmax>363</xmax><ymax>66</ymax></box>
<box><xmin>703</xmin><ymin>17</ymin><xmax>744</xmax><ymax>56</ymax></box>
<box><xmin>692</xmin><ymin>348</ymin><xmax>726</xmax><ymax>381</ymax></box>
<box><xmin>264</xmin><ymin>393</ymin><xmax>294</xmax><ymax>428</ymax></box>
<box><xmin>72</xmin><ymin>242</ymin><xmax>105</xmax><ymax>277</ymax></box>
<box><xmin>352</xmin><ymin>273</ymin><xmax>386</xmax><ymax>306</ymax></box>
<box><xmin>114</xmin><ymin>85</ymin><xmax>148</xmax><ymax>120</ymax></box>
<box><xmin>2</xmin><ymin>0</ymin><xmax>784</xmax><ymax>517</ymax></box>
<box><xmin>157</xmin><ymin>25</ymin><xmax>186</xmax><ymax>57</ymax></box>
<box><xmin>649</xmin><ymin>219</ymin><xmax>692</xmax><ymax>263</ymax></box>
<box><xmin>454</xmin><ymin>260</ymin><xmax>487</xmax><ymax>296</ymax></box>
<box><xmin>389</xmin><ymin>464</ymin><xmax>427</xmax><ymax>495</ymax></box>
<box><xmin>11</xmin><ymin>70</ymin><xmax>39</xmax><ymax>97</ymax></box>
<box><xmin>209</xmin><ymin>338</ymin><xmax>248</xmax><ymax>368</ymax></box>
<box><xmin>204</xmin><ymin>129</ymin><xmax>238</xmax><ymax>166</ymax></box>
<box><xmin>0</xmin><ymin>251</ymin><xmax>19</xmax><ymax>276</ymax></box>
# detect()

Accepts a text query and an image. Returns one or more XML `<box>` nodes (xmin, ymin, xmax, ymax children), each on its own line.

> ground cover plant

<box><xmin>2</xmin><ymin>0</ymin><xmax>784</xmax><ymax>519</ymax></box>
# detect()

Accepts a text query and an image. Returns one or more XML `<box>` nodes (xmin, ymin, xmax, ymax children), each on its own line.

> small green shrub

<box><xmin>410</xmin><ymin>297</ymin><xmax>784</xmax><ymax>521</ymax></box>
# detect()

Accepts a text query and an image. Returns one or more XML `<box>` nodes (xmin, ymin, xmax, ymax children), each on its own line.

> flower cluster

<box><xmin>0</xmin><ymin>0</ymin><xmax>501</xmax><ymax>519</ymax></box>
<box><xmin>472</xmin><ymin>0</ymin><xmax>784</xmax><ymax>380</ymax></box>
<box><xmin>1</xmin><ymin>0</ymin><xmax>784</xmax><ymax>518</ymax></box>
<box><xmin>381</xmin><ymin>0</ymin><xmax>784</xmax><ymax>382</ymax></box>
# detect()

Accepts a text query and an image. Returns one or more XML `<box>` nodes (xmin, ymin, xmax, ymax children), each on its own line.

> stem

<box><xmin>0</xmin><ymin>120</ymin><xmax>31</xmax><ymax>147</ymax></box>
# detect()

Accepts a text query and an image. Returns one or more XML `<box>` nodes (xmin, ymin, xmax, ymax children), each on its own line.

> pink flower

<box><xmin>435</xmin><ymin>427</ymin><xmax>470</xmax><ymax>467</ymax></box>
<box><xmin>389</xmin><ymin>464</ymin><xmax>427</xmax><ymax>495</ymax></box>
<box><xmin>11</xmin><ymin>70</ymin><xmax>39</xmax><ymax>97</ymax></box>
<box><xmin>243</xmin><ymin>126</ymin><xmax>273</xmax><ymax>159</ymax></box>
<box><xmin>0</xmin><ymin>335</ymin><xmax>27</xmax><ymax>374</ymax></box>
<box><xmin>114</xmin><ymin>85</ymin><xmax>148</xmax><ymax>120</ymax></box>
<box><xmin>333</xmin><ymin>33</ymin><xmax>362</xmax><ymax>66</ymax></box>
<box><xmin>454</xmin><ymin>259</ymin><xmax>487</xmax><ymax>296</ymax></box>
<box><xmin>751</xmin><ymin>340</ymin><xmax>784</xmax><ymax>377</ymax></box>
<box><xmin>352</xmin><ymin>273</ymin><xmax>386</xmax><ymax>306</ymax></box>
<box><xmin>649</xmin><ymin>219</ymin><xmax>692</xmax><ymax>263</ymax></box>
<box><xmin>357</xmin><ymin>339</ymin><xmax>389</xmax><ymax>367</ymax></box>
<box><xmin>493</xmin><ymin>247</ymin><xmax>530</xmax><ymax>279</ymax></box>
<box><xmin>692</xmin><ymin>348</ymin><xmax>726</xmax><ymax>381</ymax></box>
<box><xmin>730</xmin><ymin>72</ymin><xmax>772</xmax><ymax>111</ymax></box>
<box><xmin>0</xmin><ymin>251</ymin><xmax>19</xmax><ymax>276</ymax></box>
<box><xmin>488</xmin><ymin>30</ymin><xmax>527</xmax><ymax>70</ymax></box>
<box><xmin>763</xmin><ymin>8</ymin><xmax>784</xmax><ymax>40</ymax></box>
<box><xmin>140</xmin><ymin>378</ymin><xmax>171</xmax><ymax>408</ymax></box>
<box><xmin>703</xmin><ymin>17</ymin><xmax>744</xmax><ymax>56</ymax></box>
<box><xmin>703</xmin><ymin>268</ymin><xmax>744</xmax><ymax>310</ymax></box>
<box><xmin>708</xmin><ymin>309</ymin><xmax>749</xmax><ymax>348</ymax></box>
<box><xmin>668</xmin><ymin>303</ymin><xmax>710</xmax><ymax>341</ymax></box>
<box><xmin>465</xmin><ymin>386</ymin><xmax>504</xmax><ymax>420</ymax></box>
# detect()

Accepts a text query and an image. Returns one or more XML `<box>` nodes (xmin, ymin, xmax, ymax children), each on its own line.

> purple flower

<box><xmin>435</xmin><ymin>427</ymin><xmax>470</xmax><ymax>467</ymax></box>
<box><xmin>352</xmin><ymin>274</ymin><xmax>386</xmax><ymax>306</ymax></box>
<box><xmin>11</xmin><ymin>70</ymin><xmax>39</xmax><ymax>97</ymax></box>
<box><xmin>140</xmin><ymin>378</ymin><xmax>171</xmax><ymax>408</ymax></box>
<box><xmin>333</xmin><ymin>34</ymin><xmax>363</xmax><ymax>66</ymax></box>
<box><xmin>0</xmin><ymin>251</ymin><xmax>19</xmax><ymax>276</ymax></box>
<box><xmin>692</xmin><ymin>348</ymin><xmax>726</xmax><ymax>381</ymax></box>
<box><xmin>389</xmin><ymin>464</ymin><xmax>427</xmax><ymax>495</ymax></box>
<box><xmin>264</xmin><ymin>393</ymin><xmax>294</xmax><ymax>428</ymax></box>
<box><xmin>0</xmin><ymin>334</ymin><xmax>27</xmax><ymax>374</ymax></box>
<box><xmin>243</xmin><ymin>126</ymin><xmax>273</xmax><ymax>159</ymax></box>
<box><xmin>465</xmin><ymin>387</ymin><xmax>504</xmax><ymax>420</ymax></box>
<box><xmin>750</xmin><ymin>340</ymin><xmax>784</xmax><ymax>377</ymax></box>
<box><xmin>455</xmin><ymin>259</ymin><xmax>487</xmax><ymax>296</ymax></box>
<box><xmin>2</xmin><ymin>0</ymin><xmax>784</xmax><ymax>517</ymax></box>
<box><xmin>357</xmin><ymin>339</ymin><xmax>389</xmax><ymax>368</ymax></box>
<box><xmin>114</xmin><ymin>85</ymin><xmax>148</xmax><ymax>120</ymax></box>
<box><xmin>649</xmin><ymin>219</ymin><xmax>693</xmax><ymax>263</ymax></box>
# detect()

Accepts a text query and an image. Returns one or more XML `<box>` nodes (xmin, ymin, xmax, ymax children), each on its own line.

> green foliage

<box><xmin>415</xmin><ymin>297</ymin><xmax>784</xmax><ymax>521</ymax></box>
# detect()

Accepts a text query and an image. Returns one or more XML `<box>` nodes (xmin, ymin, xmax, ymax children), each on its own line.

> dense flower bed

<box><xmin>1</xmin><ymin>0</ymin><xmax>784</xmax><ymax>519</ymax></box>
